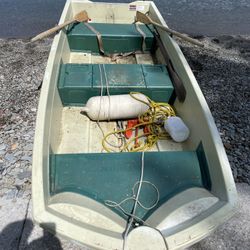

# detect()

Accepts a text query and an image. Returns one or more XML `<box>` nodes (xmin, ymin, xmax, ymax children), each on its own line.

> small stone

<box><xmin>11</xmin><ymin>143</ymin><xmax>18</xmax><ymax>150</ymax></box>
<box><xmin>5</xmin><ymin>153</ymin><xmax>16</xmax><ymax>163</ymax></box>
<box><xmin>0</xmin><ymin>143</ymin><xmax>6</xmax><ymax>151</ymax></box>
<box><xmin>17</xmin><ymin>170</ymin><xmax>31</xmax><ymax>180</ymax></box>
<box><xmin>0</xmin><ymin>188</ymin><xmax>9</xmax><ymax>196</ymax></box>
<box><xmin>23</xmin><ymin>190</ymin><xmax>31</xmax><ymax>198</ymax></box>
<box><xmin>14</xmin><ymin>151</ymin><xmax>23</xmax><ymax>157</ymax></box>
<box><xmin>27</xmin><ymin>151</ymin><xmax>32</xmax><ymax>156</ymax></box>
<box><xmin>5</xmin><ymin>189</ymin><xmax>18</xmax><ymax>200</ymax></box>
<box><xmin>15</xmin><ymin>178</ymin><xmax>26</xmax><ymax>186</ymax></box>
<box><xmin>2</xmin><ymin>169</ymin><xmax>7</xmax><ymax>176</ymax></box>
<box><xmin>21</xmin><ymin>155</ymin><xmax>32</xmax><ymax>163</ymax></box>
<box><xmin>23</xmin><ymin>143</ymin><xmax>33</xmax><ymax>151</ymax></box>
<box><xmin>5</xmin><ymin>129</ymin><xmax>14</xmax><ymax>134</ymax></box>
<box><xmin>212</xmin><ymin>38</ymin><xmax>220</xmax><ymax>44</ymax></box>
<box><xmin>17</xmin><ymin>190</ymin><xmax>24</xmax><ymax>198</ymax></box>
<box><xmin>224</xmin><ymin>143</ymin><xmax>232</xmax><ymax>150</ymax></box>
<box><xmin>6</xmin><ymin>167</ymin><xmax>12</xmax><ymax>174</ymax></box>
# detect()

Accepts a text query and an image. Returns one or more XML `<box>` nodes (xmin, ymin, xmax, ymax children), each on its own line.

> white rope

<box><xmin>123</xmin><ymin>151</ymin><xmax>145</xmax><ymax>249</ymax></box>
<box><xmin>105</xmin><ymin>153</ymin><xmax>147</xmax><ymax>249</ymax></box>
<box><xmin>96</xmin><ymin>65</ymin><xmax>105</xmax><ymax>136</ymax></box>
<box><xmin>97</xmin><ymin>64</ymin><xmax>123</xmax><ymax>151</ymax></box>
<box><xmin>97</xmin><ymin>65</ymin><xmax>104</xmax><ymax>126</ymax></box>
<box><xmin>102</xmin><ymin>64</ymin><xmax>111</xmax><ymax>121</ymax></box>
<box><xmin>105</xmin><ymin>181</ymin><xmax>159</xmax><ymax>211</ymax></box>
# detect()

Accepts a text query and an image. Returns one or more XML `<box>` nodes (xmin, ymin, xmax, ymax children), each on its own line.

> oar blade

<box><xmin>75</xmin><ymin>10</ymin><xmax>89</xmax><ymax>22</ymax></box>
<box><xmin>136</xmin><ymin>11</ymin><xmax>151</xmax><ymax>24</ymax></box>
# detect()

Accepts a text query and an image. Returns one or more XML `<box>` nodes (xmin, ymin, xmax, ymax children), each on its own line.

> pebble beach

<box><xmin>0</xmin><ymin>36</ymin><xmax>249</xmax><ymax>248</ymax></box>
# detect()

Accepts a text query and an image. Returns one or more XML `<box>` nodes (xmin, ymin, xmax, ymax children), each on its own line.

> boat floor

<box><xmin>68</xmin><ymin>51</ymin><xmax>157</xmax><ymax>65</ymax></box>
<box><xmin>56</xmin><ymin>107</ymin><xmax>183</xmax><ymax>154</ymax></box>
<box><xmin>57</xmin><ymin>50</ymin><xmax>182</xmax><ymax>154</ymax></box>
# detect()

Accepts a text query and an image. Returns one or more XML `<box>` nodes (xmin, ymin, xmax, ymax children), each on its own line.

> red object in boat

<box><xmin>125</xmin><ymin>119</ymin><xmax>139</xmax><ymax>139</ymax></box>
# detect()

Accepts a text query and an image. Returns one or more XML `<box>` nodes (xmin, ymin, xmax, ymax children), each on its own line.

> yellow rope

<box><xmin>102</xmin><ymin>92</ymin><xmax>176</xmax><ymax>152</ymax></box>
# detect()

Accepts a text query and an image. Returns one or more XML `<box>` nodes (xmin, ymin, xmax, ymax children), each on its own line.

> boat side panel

<box><xmin>32</xmin><ymin>0</ymin><xmax>73</xmax><ymax>220</ymax></box>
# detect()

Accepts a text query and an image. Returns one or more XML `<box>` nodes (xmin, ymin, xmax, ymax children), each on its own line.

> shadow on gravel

<box><xmin>0</xmin><ymin>219</ymin><xmax>62</xmax><ymax>250</ymax></box>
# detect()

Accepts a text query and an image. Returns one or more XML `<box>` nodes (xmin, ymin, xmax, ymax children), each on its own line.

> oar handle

<box><xmin>31</xmin><ymin>19</ymin><xmax>73</xmax><ymax>42</ymax></box>
<box><xmin>152</xmin><ymin>21</ymin><xmax>204</xmax><ymax>47</ymax></box>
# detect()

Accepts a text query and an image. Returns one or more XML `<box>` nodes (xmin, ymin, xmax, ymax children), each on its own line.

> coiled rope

<box><xmin>102</xmin><ymin>92</ymin><xmax>176</xmax><ymax>152</ymax></box>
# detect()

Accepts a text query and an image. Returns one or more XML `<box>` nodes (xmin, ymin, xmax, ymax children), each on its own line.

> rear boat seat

<box><xmin>67</xmin><ymin>23</ymin><xmax>155</xmax><ymax>53</ymax></box>
<box><xmin>50</xmin><ymin>144</ymin><xmax>211</xmax><ymax>220</ymax></box>
<box><xmin>58</xmin><ymin>64</ymin><xmax>174</xmax><ymax>106</ymax></box>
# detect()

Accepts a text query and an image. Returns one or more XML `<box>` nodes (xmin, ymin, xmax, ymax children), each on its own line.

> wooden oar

<box><xmin>136</xmin><ymin>11</ymin><xmax>204</xmax><ymax>47</ymax></box>
<box><xmin>31</xmin><ymin>10</ymin><xmax>89</xmax><ymax>42</ymax></box>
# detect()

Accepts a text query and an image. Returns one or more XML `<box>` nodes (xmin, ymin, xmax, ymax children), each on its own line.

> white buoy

<box><xmin>164</xmin><ymin>116</ymin><xmax>190</xmax><ymax>142</ymax></box>
<box><xmin>81</xmin><ymin>94</ymin><xmax>149</xmax><ymax>121</ymax></box>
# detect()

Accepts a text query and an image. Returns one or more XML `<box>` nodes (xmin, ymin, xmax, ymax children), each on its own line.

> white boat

<box><xmin>32</xmin><ymin>1</ymin><xmax>237</xmax><ymax>249</ymax></box>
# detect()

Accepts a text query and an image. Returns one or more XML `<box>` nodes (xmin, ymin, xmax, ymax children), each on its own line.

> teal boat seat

<box><xmin>67</xmin><ymin>23</ymin><xmax>155</xmax><ymax>53</ymax></box>
<box><xmin>58</xmin><ymin>63</ymin><xmax>174</xmax><ymax>106</ymax></box>
<box><xmin>50</xmin><ymin>148</ymin><xmax>211</xmax><ymax>220</ymax></box>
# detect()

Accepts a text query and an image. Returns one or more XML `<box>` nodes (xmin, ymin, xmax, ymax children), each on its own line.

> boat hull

<box><xmin>32</xmin><ymin>1</ymin><xmax>237</xmax><ymax>249</ymax></box>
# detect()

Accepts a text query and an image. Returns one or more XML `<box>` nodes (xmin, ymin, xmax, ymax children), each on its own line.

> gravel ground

<box><xmin>0</xmin><ymin>36</ymin><xmax>249</xmax><ymax>248</ymax></box>
<box><xmin>0</xmin><ymin>39</ymin><xmax>50</xmax><ymax>200</ymax></box>
<box><xmin>179</xmin><ymin>35</ymin><xmax>250</xmax><ymax>183</ymax></box>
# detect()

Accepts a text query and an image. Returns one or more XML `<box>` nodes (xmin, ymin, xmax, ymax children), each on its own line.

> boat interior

<box><xmin>36</xmin><ymin>2</ymin><xmax>235</xmax><ymax>245</ymax></box>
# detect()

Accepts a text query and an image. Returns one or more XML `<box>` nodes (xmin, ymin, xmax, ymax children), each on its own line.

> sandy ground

<box><xmin>0</xmin><ymin>36</ymin><xmax>249</xmax><ymax>249</ymax></box>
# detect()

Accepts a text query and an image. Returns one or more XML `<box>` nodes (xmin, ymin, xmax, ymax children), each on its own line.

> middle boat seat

<box><xmin>58</xmin><ymin>64</ymin><xmax>174</xmax><ymax>106</ymax></box>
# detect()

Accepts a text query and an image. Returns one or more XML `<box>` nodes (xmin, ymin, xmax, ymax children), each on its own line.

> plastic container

<box><xmin>164</xmin><ymin>116</ymin><xmax>190</xmax><ymax>142</ymax></box>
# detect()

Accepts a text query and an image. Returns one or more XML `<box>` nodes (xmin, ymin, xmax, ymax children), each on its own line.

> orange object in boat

<box><xmin>125</xmin><ymin>119</ymin><xmax>139</xmax><ymax>139</ymax></box>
